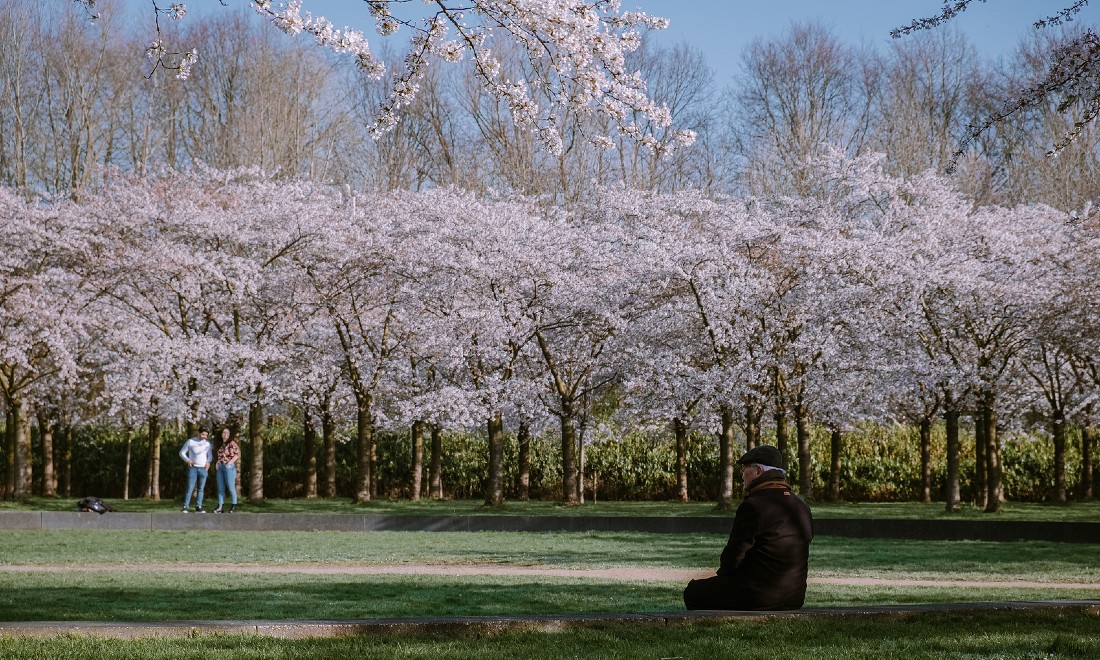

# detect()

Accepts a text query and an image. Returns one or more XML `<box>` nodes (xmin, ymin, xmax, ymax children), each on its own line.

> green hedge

<box><xmin>10</xmin><ymin>418</ymin><xmax>1098</xmax><ymax>503</ymax></box>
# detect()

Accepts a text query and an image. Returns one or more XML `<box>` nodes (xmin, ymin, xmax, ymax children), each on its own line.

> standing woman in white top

<box><xmin>179</xmin><ymin>428</ymin><xmax>212</xmax><ymax>512</ymax></box>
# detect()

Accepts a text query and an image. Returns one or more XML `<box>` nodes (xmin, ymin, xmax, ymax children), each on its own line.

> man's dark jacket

<box><xmin>684</xmin><ymin>470</ymin><xmax>813</xmax><ymax>610</ymax></box>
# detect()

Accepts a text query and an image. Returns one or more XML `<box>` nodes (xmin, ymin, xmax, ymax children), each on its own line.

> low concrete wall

<box><xmin>2</xmin><ymin>511</ymin><xmax>1098</xmax><ymax>542</ymax></box>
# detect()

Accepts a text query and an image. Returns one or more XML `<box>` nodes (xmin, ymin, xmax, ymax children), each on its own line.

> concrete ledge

<box><xmin>1</xmin><ymin>600</ymin><xmax>1097</xmax><ymax>639</ymax></box>
<box><xmin>0</xmin><ymin>512</ymin><xmax>41</xmax><ymax>530</ymax></box>
<box><xmin>41</xmin><ymin>512</ymin><xmax>152</xmax><ymax>531</ymax></box>
<box><xmin>3</xmin><ymin>512</ymin><xmax>1099</xmax><ymax>543</ymax></box>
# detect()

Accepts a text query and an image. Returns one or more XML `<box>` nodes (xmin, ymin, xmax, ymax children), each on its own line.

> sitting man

<box><xmin>683</xmin><ymin>444</ymin><xmax>813</xmax><ymax>610</ymax></box>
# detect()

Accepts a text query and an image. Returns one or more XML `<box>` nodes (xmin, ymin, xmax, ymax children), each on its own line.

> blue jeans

<box><xmin>216</xmin><ymin>464</ymin><xmax>238</xmax><ymax>507</ymax></box>
<box><xmin>184</xmin><ymin>466</ymin><xmax>208</xmax><ymax>509</ymax></box>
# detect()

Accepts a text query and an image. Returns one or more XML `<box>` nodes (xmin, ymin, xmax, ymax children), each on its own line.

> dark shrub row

<box><xmin>14</xmin><ymin>419</ymin><xmax>1095</xmax><ymax>503</ymax></box>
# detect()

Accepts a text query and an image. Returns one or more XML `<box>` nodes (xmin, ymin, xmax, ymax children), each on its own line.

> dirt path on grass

<box><xmin>2</xmin><ymin>563</ymin><xmax>1098</xmax><ymax>589</ymax></box>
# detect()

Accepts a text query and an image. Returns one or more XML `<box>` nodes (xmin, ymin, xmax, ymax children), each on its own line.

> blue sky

<box><xmin>118</xmin><ymin>0</ymin><xmax>1085</xmax><ymax>83</ymax></box>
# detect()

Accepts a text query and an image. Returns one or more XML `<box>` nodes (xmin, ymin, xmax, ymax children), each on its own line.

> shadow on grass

<box><xmin>3</xmin><ymin>608</ymin><xmax>1100</xmax><ymax>659</ymax></box>
<box><xmin>0</xmin><ymin>575</ymin><xmax>683</xmax><ymax>621</ymax></box>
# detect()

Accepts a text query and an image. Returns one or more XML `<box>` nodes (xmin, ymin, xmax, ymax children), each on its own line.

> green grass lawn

<box><xmin>4</xmin><ymin>496</ymin><xmax>1100</xmax><ymax>521</ymax></box>
<box><xmin>2</xmin><ymin>609</ymin><xmax>1099</xmax><ymax>659</ymax></box>
<box><xmin>2</xmin><ymin>530</ymin><xmax>1099</xmax><ymax>579</ymax></box>
<box><xmin>0</xmin><ymin>530</ymin><xmax>1097</xmax><ymax>622</ymax></box>
<box><xmin>1</xmin><ymin>527</ymin><xmax>1098</xmax><ymax>658</ymax></box>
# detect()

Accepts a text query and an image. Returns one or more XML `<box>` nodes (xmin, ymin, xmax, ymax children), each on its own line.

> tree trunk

<box><xmin>322</xmin><ymin>405</ymin><xmax>336</xmax><ymax>498</ymax></box>
<box><xmin>673</xmin><ymin>417</ymin><xmax>689</xmax><ymax>503</ymax></box>
<box><xmin>744</xmin><ymin>402</ymin><xmax>760</xmax><ymax>449</ymax></box>
<box><xmin>775</xmin><ymin>411</ymin><xmax>788</xmax><ymax>459</ymax></box>
<box><xmin>303</xmin><ymin>407</ymin><xmax>318</xmax><ymax>499</ymax></box>
<box><xmin>411</xmin><ymin>420</ymin><xmax>424</xmax><ymax>501</ymax></box>
<box><xmin>919</xmin><ymin>416</ymin><xmax>933</xmax><ymax>504</ymax></box>
<box><xmin>1053</xmin><ymin>414</ymin><xmax>1067</xmax><ymax>503</ymax></box>
<box><xmin>983</xmin><ymin>396</ymin><xmax>1002</xmax><ymax>513</ymax></box>
<box><xmin>796</xmin><ymin>409</ymin><xmax>812</xmax><ymax>498</ymax></box>
<box><xmin>12</xmin><ymin>400</ymin><xmax>30</xmax><ymax>498</ymax></box>
<box><xmin>370</xmin><ymin>415</ymin><xmax>379</xmax><ymax>500</ymax></box>
<box><xmin>354</xmin><ymin>394</ymin><xmax>373</xmax><ymax>503</ymax></box>
<box><xmin>517</xmin><ymin>421</ymin><xmax>530</xmax><ymax>501</ymax></box>
<box><xmin>560</xmin><ymin>403</ymin><xmax>578</xmax><ymax>505</ymax></box>
<box><xmin>485</xmin><ymin>413</ymin><xmax>504</xmax><ymax>506</ymax></box>
<box><xmin>145</xmin><ymin>409</ymin><xmax>161</xmax><ymax>500</ymax></box>
<box><xmin>577</xmin><ymin>423</ymin><xmax>586</xmax><ymax>504</ymax></box>
<box><xmin>717</xmin><ymin>405</ymin><xmax>736</xmax><ymax>510</ymax></box>
<box><xmin>122</xmin><ymin>426</ymin><xmax>132</xmax><ymax>500</ymax></box>
<box><xmin>4</xmin><ymin>409</ymin><xmax>14</xmax><ymax>499</ymax></box>
<box><xmin>61</xmin><ymin>426</ymin><xmax>72</xmax><ymax>498</ymax></box>
<box><xmin>38</xmin><ymin>414</ymin><xmax>56</xmax><ymax>497</ymax></box>
<box><xmin>944</xmin><ymin>404</ymin><xmax>961</xmax><ymax>512</ymax></box>
<box><xmin>429</xmin><ymin>423</ymin><xmax>443</xmax><ymax>499</ymax></box>
<box><xmin>248</xmin><ymin>401</ymin><xmax>265</xmax><ymax>501</ymax></box>
<box><xmin>974</xmin><ymin>410</ymin><xmax>987</xmax><ymax>508</ymax></box>
<box><xmin>828</xmin><ymin>427</ymin><xmax>842</xmax><ymax>502</ymax></box>
<box><xmin>1082</xmin><ymin>421</ymin><xmax>1094</xmax><ymax>501</ymax></box>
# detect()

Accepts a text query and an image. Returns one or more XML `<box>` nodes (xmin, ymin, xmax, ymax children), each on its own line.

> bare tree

<box><xmin>731</xmin><ymin>22</ymin><xmax>880</xmax><ymax>195</ymax></box>
<box><xmin>894</xmin><ymin>1</ymin><xmax>1099</xmax><ymax>160</ymax></box>
<box><xmin>871</xmin><ymin>28</ymin><xmax>985</xmax><ymax>178</ymax></box>
<box><xmin>177</xmin><ymin>12</ymin><xmax>350</xmax><ymax>178</ymax></box>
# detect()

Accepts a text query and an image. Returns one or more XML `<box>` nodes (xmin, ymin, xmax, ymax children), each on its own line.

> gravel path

<box><xmin>2</xmin><ymin>563</ymin><xmax>1098</xmax><ymax>589</ymax></box>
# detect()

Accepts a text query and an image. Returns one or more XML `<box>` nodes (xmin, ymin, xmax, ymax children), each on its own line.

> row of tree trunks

<box><xmin>11</xmin><ymin>400</ymin><xmax>1095</xmax><ymax>506</ymax></box>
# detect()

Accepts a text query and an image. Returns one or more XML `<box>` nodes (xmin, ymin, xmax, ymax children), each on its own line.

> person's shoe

<box><xmin>195</xmin><ymin>507</ymin><xmax>205</xmax><ymax>514</ymax></box>
<box><xmin>213</xmin><ymin>507</ymin><xmax>223</xmax><ymax>513</ymax></box>
<box><xmin>181</xmin><ymin>507</ymin><xmax>189</xmax><ymax>513</ymax></box>
<box><xmin>229</xmin><ymin>505</ymin><xmax>237</xmax><ymax>513</ymax></box>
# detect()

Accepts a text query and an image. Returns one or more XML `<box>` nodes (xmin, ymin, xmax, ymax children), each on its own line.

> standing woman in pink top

<box><xmin>213</xmin><ymin>427</ymin><xmax>240</xmax><ymax>513</ymax></box>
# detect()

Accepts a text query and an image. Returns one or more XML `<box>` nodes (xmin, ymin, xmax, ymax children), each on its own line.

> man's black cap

<box><xmin>737</xmin><ymin>444</ymin><xmax>784</xmax><ymax>468</ymax></box>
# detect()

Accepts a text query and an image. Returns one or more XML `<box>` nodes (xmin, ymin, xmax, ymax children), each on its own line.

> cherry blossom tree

<box><xmin>77</xmin><ymin>0</ymin><xmax>694</xmax><ymax>156</ymax></box>
<box><xmin>297</xmin><ymin>191</ymin><xmax>411</xmax><ymax>503</ymax></box>
<box><xmin>392</xmin><ymin>189</ymin><xmax>550</xmax><ymax>506</ymax></box>
<box><xmin>526</xmin><ymin>200</ymin><xmax>626</xmax><ymax>504</ymax></box>
<box><xmin>603</xmin><ymin>187</ymin><xmax>756</xmax><ymax>508</ymax></box>
<box><xmin>0</xmin><ymin>189</ymin><xmax>90</xmax><ymax>498</ymax></box>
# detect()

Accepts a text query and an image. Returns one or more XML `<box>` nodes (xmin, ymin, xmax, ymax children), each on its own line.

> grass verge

<box><xmin>2</xmin><ymin>530</ymin><xmax>1098</xmax><ymax>581</ymax></box>
<box><xmin>0</xmin><ymin>571</ymin><xmax>1097</xmax><ymax>621</ymax></box>
<box><xmin>2</xmin><ymin>609</ymin><xmax>1099</xmax><ymax>659</ymax></box>
<box><xmin>4</xmin><ymin>497</ymin><xmax>1100</xmax><ymax>521</ymax></box>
